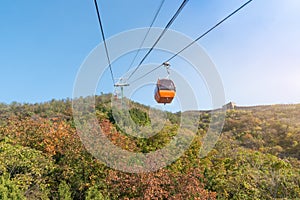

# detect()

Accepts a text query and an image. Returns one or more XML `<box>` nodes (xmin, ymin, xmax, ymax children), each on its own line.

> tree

<box><xmin>0</xmin><ymin>138</ymin><xmax>56</xmax><ymax>199</ymax></box>
<box><xmin>85</xmin><ymin>185</ymin><xmax>107</xmax><ymax>200</ymax></box>
<box><xmin>0</xmin><ymin>175</ymin><xmax>25</xmax><ymax>200</ymax></box>
<box><xmin>58</xmin><ymin>181</ymin><xmax>72</xmax><ymax>200</ymax></box>
<box><xmin>202</xmin><ymin>146</ymin><xmax>300</xmax><ymax>199</ymax></box>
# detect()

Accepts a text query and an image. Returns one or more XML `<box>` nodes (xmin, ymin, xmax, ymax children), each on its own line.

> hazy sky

<box><xmin>0</xmin><ymin>0</ymin><xmax>299</xmax><ymax>108</ymax></box>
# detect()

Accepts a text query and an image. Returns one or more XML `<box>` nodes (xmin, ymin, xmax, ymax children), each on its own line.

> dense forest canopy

<box><xmin>0</xmin><ymin>94</ymin><xmax>300</xmax><ymax>199</ymax></box>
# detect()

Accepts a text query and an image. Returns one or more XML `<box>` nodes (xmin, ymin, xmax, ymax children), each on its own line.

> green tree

<box><xmin>0</xmin><ymin>138</ymin><xmax>56</xmax><ymax>199</ymax></box>
<box><xmin>203</xmin><ymin>147</ymin><xmax>300</xmax><ymax>199</ymax></box>
<box><xmin>58</xmin><ymin>181</ymin><xmax>72</xmax><ymax>200</ymax></box>
<box><xmin>0</xmin><ymin>175</ymin><xmax>25</xmax><ymax>200</ymax></box>
<box><xmin>129</xmin><ymin>108</ymin><xmax>150</xmax><ymax>126</ymax></box>
<box><xmin>85</xmin><ymin>185</ymin><xmax>107</xmax><ymax>200</ymax></box>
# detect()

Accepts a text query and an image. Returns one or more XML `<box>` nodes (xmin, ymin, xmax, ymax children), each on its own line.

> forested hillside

<box><xmin>0</xmin><ymin>95</ymin><xmax>300</xmax><ymax>199</ymax></box>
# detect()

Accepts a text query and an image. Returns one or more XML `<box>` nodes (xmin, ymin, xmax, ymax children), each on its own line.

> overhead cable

<box><xmin>127</xmin><ymin>0</ymin><xmax>189</xmax><ymax>81</ymax></box>
<box><xmin>129</xmin><ymin>0</ymin><xmax>253</xmax><ymax>84</ymax></box>
<box><xmin>126</xmin><ymin>0</ymin><xmax>166</xmax><ymax>73</ymax></box>
<box><xmin>94</xmin><ymin>0</ymin><xmax>115</xmax><ymax>85</ymax></box>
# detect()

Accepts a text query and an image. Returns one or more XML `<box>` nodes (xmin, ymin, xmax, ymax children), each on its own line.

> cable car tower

<box><xmin>114</xmin><ymin>78</ymin><xmax>129</xmax><ymax>106</ymax></box>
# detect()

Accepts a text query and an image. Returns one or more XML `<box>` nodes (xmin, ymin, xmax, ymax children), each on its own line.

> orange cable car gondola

<box><xmin>154</xmin><ymin>78</ymin><xmax>176</xmax><ymax>104</ymax></box>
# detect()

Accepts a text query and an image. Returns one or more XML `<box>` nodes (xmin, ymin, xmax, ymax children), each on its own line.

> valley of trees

<box><xmin>0</xmin><ymin>94</ymin><xmax>300</xmax><ymax>199</ymax></box>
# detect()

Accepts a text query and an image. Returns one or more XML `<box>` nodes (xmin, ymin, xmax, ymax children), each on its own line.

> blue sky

<box><xmin>1</xmin><ymin>0</ymin><xmax>300</xmax><ymax>108</ymax></box>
